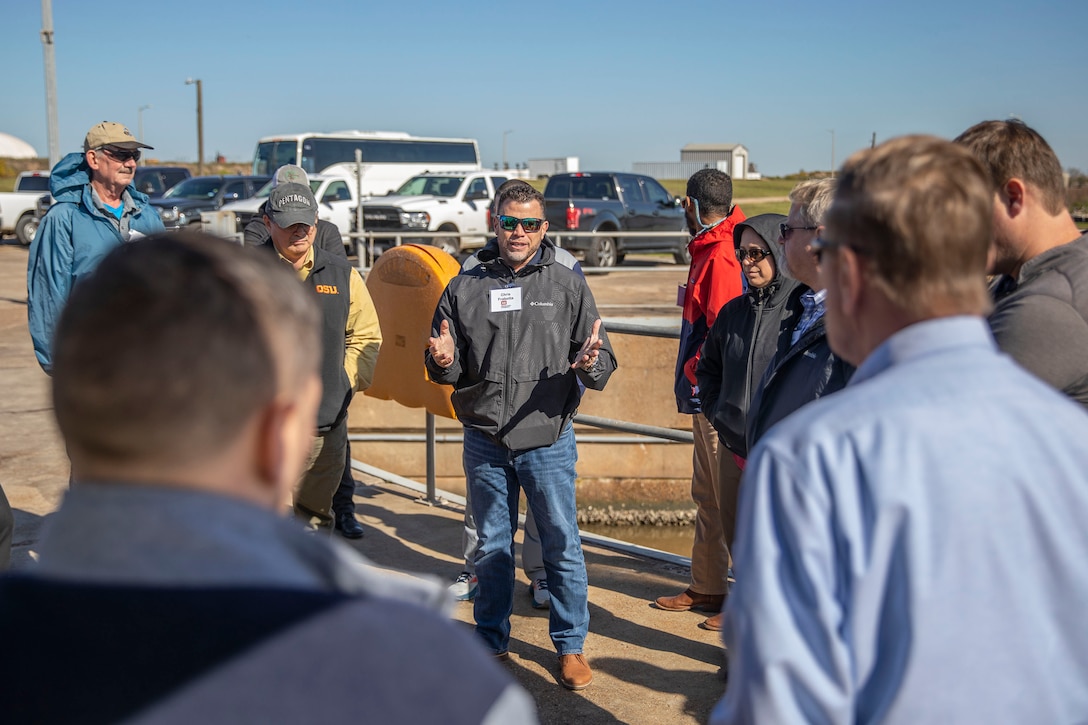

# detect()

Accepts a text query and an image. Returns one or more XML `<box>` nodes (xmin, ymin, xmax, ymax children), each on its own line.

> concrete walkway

<box><xmin>0</xmin><ymin>241</ymin><xmax>728</xmax><ymax>724</ymax></box>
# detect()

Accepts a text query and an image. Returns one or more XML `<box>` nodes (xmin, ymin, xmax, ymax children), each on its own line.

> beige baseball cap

<box><xmin>83</xmin><ymin>121</ymin><xmax>154</xmax><ymax>152</ymax></box>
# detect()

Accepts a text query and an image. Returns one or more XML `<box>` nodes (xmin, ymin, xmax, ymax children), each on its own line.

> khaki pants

<box><xmin>717</xmin><ymin>447</ymin><xmax>744</xmax><ymax>572</ymax></box>
<box><xmin>689</xmin><ymin>414</ymin><xmax>729</xmax><ymax>596</ymax></box>
<box><xmin>294</xmin><ymin>418</ymin><xmax>348</xmax><ymax>530</ymax></box>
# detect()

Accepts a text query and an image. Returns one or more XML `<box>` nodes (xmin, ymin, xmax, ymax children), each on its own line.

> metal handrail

<box><xmin>396</xmin><ymin>322</ymin><xmax>686</xmax><ymax>504</ymax></box>
<box><xmin>347</xmin><ymin>229</ymin><xmax>691</xmax><ymax>272</ymax></box>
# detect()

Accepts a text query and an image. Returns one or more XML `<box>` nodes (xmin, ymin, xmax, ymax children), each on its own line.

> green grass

<box><xmin>734</xmin><ymin>201</ymin><xmax>791</xmax><ymax>217</ymax></box>
<box><xmin>0</xmin><ymin>178</ymin><xmax>13</xmax><ymax>193</ymax></box>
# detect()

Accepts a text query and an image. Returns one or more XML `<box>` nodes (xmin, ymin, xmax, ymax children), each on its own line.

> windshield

<box><xmin>394</xmin><ymin>175</ymin><xmax>466</xmax><ymax>197</ymax></box>
<box><xmin>164</xmin><ymin>178</ymin><xmax>223</xmax><ymax>200</ymax></box>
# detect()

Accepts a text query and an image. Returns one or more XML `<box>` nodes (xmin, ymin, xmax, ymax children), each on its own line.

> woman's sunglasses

<box><xmin>735</xmin><ymin>247</ymin><xmax>772</xmax><ymax>263</ymax></box>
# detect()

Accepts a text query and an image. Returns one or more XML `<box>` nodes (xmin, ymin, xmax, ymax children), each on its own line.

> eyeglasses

<box><xmin>497</xmin><ymin>215</ymin><xmax>545</xmax><ymax>232</ymax></box>
<box><xmin>735</xmin><ymin>247</ymin><xmax>773</xmax><ymax>263</ymax></box>
<box><xmin>779</xmin><ymin>222</ymin><xmax>818</xmax><ymax>241</ymax></box>
<box><xmin>98</xmin><ymin>146</ymin><xmax>141</xmax><ymax>163</ymax></box>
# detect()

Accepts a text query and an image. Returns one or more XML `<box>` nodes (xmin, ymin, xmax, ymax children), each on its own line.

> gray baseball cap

<box><xmin>266</xmin><ymin>182</ymin><xmax>317</xmax><ymax>228</ymax></box>
<box><xmin>273</xmin><ymin>164</ymin><xmax>308</xmax><ymax>187</ymax></box>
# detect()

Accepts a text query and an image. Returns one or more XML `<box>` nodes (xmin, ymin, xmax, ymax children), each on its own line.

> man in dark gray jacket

<box><xmin>955</xmin><ymin>119</ymin><xmax>1088</xmax><ymax>409</ymax></box>
<box><xmin>426</xmin><ymin>184</ymin><xmax>616</xmax><ymax>691</ymax></box>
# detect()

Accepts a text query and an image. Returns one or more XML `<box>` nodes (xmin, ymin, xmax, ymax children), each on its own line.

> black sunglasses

<box><xmin>779</xmin><ymin>222</ymin><xmax>818</xmax><ymax>241</ymax></box>
<box><xmin>98</xmin><ymin>146</ymin><xmax>141</xmax><ymax>163</ymax></box>
<box><xmin>735</xmin><ymin>247</ymin><xmax>773</xmax><ymax>263</ymax></box>
<box><xmin>497</xmin><ymin>215</ymin><xmax>545</xmax><ymax>232</ymax></box>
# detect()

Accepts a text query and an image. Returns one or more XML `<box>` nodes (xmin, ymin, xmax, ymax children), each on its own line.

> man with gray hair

<box><xmin>28</xmin><ymin>121</ymin><xmax>164</xmax><ymax>372</ymax></box>
<box><xmin>745</xmin><ymin>178</ymin><xmax>852</xmax><ymax>450</ymax></box>
<box><xmin>0</xmin><ymin>233</ymin><xmax>535</xmax><ymax>723</ymax></box>
<box><xmin>713</xmin><ymin>135</ymin><xmax>1088</xmax><ymax>724</ymax></box>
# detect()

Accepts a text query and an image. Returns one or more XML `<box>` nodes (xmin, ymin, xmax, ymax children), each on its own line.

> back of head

<box><xmin>788</xmin><ymin>178</ymin><xmax>836</xmax><ymax>227</ymax></box>
<box><xmin>685</xmin><ymin>169</ymin><xmax>733</xmax><ymax>218</ymax></box>
<box><xmin>954</xmin><ymin>120</ymin><xmax>1067</xmax><ymax>215</ymax></box>
<box><xmin>273</xmin><ymin>164</ymin><xmax>309</xmax><ymax>187</ymax></box>
<box><xmin>53</xmin><ymin>232</ymin><xmax>321</xmax><ymax>469</ymax></box>
<box><xmin>825</xmin><ymin>135</ymin><xmax>992</xmax><ymax>317</ymax></box>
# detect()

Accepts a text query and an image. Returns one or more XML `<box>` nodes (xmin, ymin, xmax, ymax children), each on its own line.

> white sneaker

<box><xmin>449</xmin><ymin>572</ymin><xmax>478</xmax><ymax>601</ymax></box>
<box><xmin>530</xmin><ymin>578</ymin><xmax>550</xmax><ymax>609</ymax></box>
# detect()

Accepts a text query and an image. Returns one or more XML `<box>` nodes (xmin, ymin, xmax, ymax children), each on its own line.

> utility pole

<box><xmin>40</xmin><ymin>0</ymin><xmax>60</xmax><ymax>167</ymax></box>
<box><xmin>828</xmin><ymin>129</ymin><xmax>836</xmax><ymax>178</ymax></box>
<box><xmin>502</xmin><ymin>129</ymin><xmax>514</xmax><ymax>170</ymax></box>
<box><xmin>185</xmin><ymin>78</ymin><xmax>204</xmax><ymax>175</ymax></box>
<box><xmin>137</xmin><ymin>105</ymin><xmax>151</xmax><ymax>165</ymax></box>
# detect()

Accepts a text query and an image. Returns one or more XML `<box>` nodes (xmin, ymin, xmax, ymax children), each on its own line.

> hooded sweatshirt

<box><xmin>673</xmin><ymin>205</ymin><xmax>746</xmax><ymax>414</ymax></box>
<box><xmin>695</xmin><ymin>213</ymin><xmax>801</xmax><ymax>457</ymax></box>
<box><xmin>27</xmin><ymin>152</ymin><xmax>164</xmax><ymax>371</ymax></box>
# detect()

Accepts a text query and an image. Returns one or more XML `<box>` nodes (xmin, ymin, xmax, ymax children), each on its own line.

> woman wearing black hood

<box><xmin>695</xmin><ymin>213</ymin><xmax>800</xmax><ymax>628</ymax></box>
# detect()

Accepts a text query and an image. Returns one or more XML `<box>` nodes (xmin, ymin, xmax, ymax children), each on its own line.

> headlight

<box><xmin>400</xmin><ymin>211</ymin><xmax>430</xmax><ymax>229</ymax></box>
<box><xmin>160</xmin><ymin>207</ymin><xmax>179</xmax><ymax>222</ymax></box>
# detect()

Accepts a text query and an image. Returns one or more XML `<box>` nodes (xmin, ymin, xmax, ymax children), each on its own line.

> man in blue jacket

<box><xmin>27</xmin><ymin>121</ymin><xmax>165</xmax><ymax>372</ymax></box>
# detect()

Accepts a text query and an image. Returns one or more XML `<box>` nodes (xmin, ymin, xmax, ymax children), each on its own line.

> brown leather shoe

<box><xmin>558</xmin><ymin>653</ymin><xmax>593</xmax><ymax>690</ymax></box>
<box><xmin>700</xmin><ymin>612</ymin><xmax>724</xmax><ymax>631</ymax></box>
<box><xmin>654</xmin><ymin>588</ymin><xmax>725</xmax><ymax>612</ymax></box>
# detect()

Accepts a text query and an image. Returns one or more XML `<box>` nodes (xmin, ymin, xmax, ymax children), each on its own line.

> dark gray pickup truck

<box><xmin>542</xmin><ymin>172</ymin><xmax>689</xmax><ymax>267</ymax></box>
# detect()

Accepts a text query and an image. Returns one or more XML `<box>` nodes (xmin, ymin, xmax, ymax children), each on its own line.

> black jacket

<box><xmin>696</xmin><ymin>214</ymin><xmax>800</xmax><ymax>458</ymax></box>
<box><xmin>425</xmin><ymin>238</ymin><xmax>616</xmax><ymax>451</ymax></box>
<box><xmin>746</xmin><ymin>311</ymin><xmax>854</xmax><ymax>450</ymax></box>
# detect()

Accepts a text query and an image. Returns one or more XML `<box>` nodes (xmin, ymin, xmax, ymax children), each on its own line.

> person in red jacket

<box><xmin>654</xmin><ymin>169</ymin><xmax>745</xmax><ymax>624</ymax></box>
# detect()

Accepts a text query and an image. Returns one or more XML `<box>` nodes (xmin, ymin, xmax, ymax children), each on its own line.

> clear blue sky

<box><xmin>4</xmin><ymin>0</ymin><xmax>1087</xmax><ymax>177</ymax></box>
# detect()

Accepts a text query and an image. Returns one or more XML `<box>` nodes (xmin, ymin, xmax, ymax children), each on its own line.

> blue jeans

<box><xmin>464</xmin><ymin>425</ymin><xmax>588</xmax><ymax>656</ymax></box>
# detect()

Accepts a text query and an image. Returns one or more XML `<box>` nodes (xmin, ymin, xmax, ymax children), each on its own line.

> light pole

<box><xmin>40</xmin><ymin>0</ymin><xmax>60</xmax><ymax>167</ymax></box>
<box><xmin>137</xmin><ymin>105</ymin><xmax>151</xmax><ymax>165</ymax></box>
<box><xmin>185</xmin><ymin>78</ymin><xmax>204</xmax><ymax>175</ymax></box>
<box><xmin>827</xmin><ymin>129</ymin><xmax>836</xmax><ymax>177</ymax></box>
<box><xmin>502</xmin><ymin>129</ymin><xmax>514</xmax><ymax>170</ymax></box>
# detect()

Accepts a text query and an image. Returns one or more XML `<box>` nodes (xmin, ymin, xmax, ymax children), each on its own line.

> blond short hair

<box><xmin>824</xmin><ymin>135</ymin><xmax>992</xmax><ymax>318</ymax></box>
<box><xmin>788</xmin><ymin>178</ymin><xmax>837</xmax><ymax>227</ymax></box>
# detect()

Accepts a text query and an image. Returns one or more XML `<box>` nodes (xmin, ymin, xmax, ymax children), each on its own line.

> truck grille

<box><xmin>360</xmin><ymin>206</ymin><xmax>402</xmax><ymax>230</ymax></box>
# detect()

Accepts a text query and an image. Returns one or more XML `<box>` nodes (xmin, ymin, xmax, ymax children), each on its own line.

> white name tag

<box><xmin>490</xmin><ymin>287</ymin><xmax>522</xmax><ymax>312</ymax></box>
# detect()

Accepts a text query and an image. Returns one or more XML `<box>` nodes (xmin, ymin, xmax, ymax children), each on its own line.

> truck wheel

<box><xmin>433</xmin><ymin>225</ymin><xmax>459</xmax><ymax>257</ymax></box>
<box><xmin>673</xmin><ymin>243</ymin><xmax>691</xmax><ymax>266</ymax></box>
<box><xmin>16</xmin><ymin>214</ymin><xmax>37</xmax><ymax>246</ymax></box>
<box><xmin>585</xmin><ymin>235</ymin><xmax>617</xmax><ymax>267</ymax></box>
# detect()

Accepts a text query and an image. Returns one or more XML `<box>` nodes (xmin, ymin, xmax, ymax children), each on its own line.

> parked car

<box><xmin>25</xmin><ymin>166</ymin><xmax>192</xmax><ymax>244</ymax></box>
<box><xmin>221</xmin><ymin>173</ymin><xmax>359</xmax><ymax>251</ymax></box>
<box><xmin>0</xmin><ymin>170</ymin><xmax>51</xmax><ymax>245</ymax></box>
<box><xmin>543</xmin><ymin>172</ymin><xmax>688</xmax><ymax>267</ymax></box>
<box><xmin>151</xmin><ymin>175</ymin><xmax>270</xmax><ymax>231</ymax></box>
<box><xmin>130</xmin><ymin>166</ymin><xmax>192</xmax><ymax>200</ymax></box>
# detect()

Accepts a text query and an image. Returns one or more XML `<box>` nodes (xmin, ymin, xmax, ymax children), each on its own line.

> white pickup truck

<box><xmin>220</xmin><ymin>173</ymin><xmax>358</xmax><ymax>250</ymax></box>
<box><xmin>357</xmin><ymin>171</ymin><xmax>510</xmax><ymax>256</ymax></box>
<box><xmin>0</xmin><ymin>171</ymin><xmax>50</xmax><ymax>245</ymax></box>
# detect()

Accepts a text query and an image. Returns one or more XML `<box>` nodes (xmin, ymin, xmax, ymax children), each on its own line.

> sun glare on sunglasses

<box><xmin>498</xmin><ymin>215</ymin><xmax>544</xmax><ymax>232</ymax></box>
